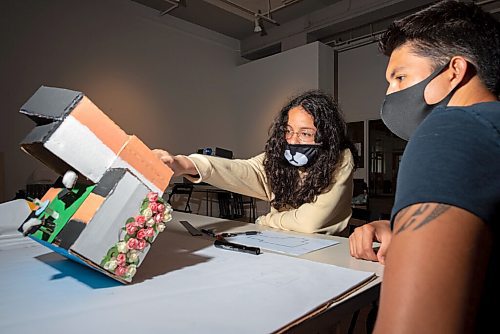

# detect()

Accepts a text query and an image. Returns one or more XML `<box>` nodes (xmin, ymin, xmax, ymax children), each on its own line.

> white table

<box><xmin>0</xmin><ymin>207</ymin><xmax>383</xmax><ymax>334</ymax></box>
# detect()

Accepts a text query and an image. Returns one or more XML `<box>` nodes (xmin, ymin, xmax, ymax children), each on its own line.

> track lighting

<box><xmin>254</xmin><ymin>15</ymin><xmax>262</xmax><ymax>33</ymax></box>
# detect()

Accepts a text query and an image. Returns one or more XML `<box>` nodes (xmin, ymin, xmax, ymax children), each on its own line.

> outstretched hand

<box><xmin>349</xmin><ymin>220</ymin><xmax>392</xmax><ymax>265</ymax></box>
<box><xmin>152</xmin><ymin>149</ymin><xmax>198</xmax><ymax>177</ymax></box>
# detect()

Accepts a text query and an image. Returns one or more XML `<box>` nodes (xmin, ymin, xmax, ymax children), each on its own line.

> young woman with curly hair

<box><xmin>154</xmin><ymin>90</ymin><xmax>357</xmax><ymax>235</ymax></box>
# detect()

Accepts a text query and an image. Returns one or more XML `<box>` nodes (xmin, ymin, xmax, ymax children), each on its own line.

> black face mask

<box><xmin>284</xmin><ymin>143</ymin><xmax>320</xmax><ymax>167</ymax></box>
<box><xmin>380</xmin><ymin>64</ymin><xmax>455</xmax><ymax>141</ymax></box>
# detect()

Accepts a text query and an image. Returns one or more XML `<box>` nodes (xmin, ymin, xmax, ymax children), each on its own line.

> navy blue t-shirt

<box><xmin>391</xmin><ymin>101</ymin><xmax>500</xmax><ymax>332</ymax></box>
<box><xmin>392</xmin><ymin>102</ymin><xmax>500</xmax><ymax>225</ymax></box>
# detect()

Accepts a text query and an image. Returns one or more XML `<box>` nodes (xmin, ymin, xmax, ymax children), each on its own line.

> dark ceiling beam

<box><xmin>240</xmin><ymin>0</ymin><xmax>436</xmax><ymax>59</ymax></box>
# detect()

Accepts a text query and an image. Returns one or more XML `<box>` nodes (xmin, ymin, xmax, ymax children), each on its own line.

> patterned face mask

<box><xmin>284</xmin><ymin>143</ymin><xmax>320</xmax><ymax>167</ymax></box>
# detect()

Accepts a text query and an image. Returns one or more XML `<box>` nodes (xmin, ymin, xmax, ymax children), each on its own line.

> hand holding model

<box><xmin>152</xmin><ymin>149</ymin><xmax>197</xmax><ymax>177</ymax></box>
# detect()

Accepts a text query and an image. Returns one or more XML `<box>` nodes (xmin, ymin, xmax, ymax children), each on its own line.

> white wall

<box><xmin>1</xmin><ymin>0</ymin><xmax>390</xmax><ymax>216</ymax></box>
<box><xmin>338</xmin><ymin>43</ymin><xmax>388</xmax><ymax>121</ymax></box>
<box><xmin>338</xmin><ymin>42</ymin><xmax>389</xmax><ymax>180</ymax></box>
<box><xmin>0</xmin><ymin>0</ymin><xmax>335</xmax><ymax>219</ymax></box>
<box><xmin>0</xmin><ymin>0</ymin><xmax>241</xmax><ymax>200</ymax></box>
<box><xmin>231</xmin><ymin>41</ymin><xmax>331</xmax><ymax>158</ymax></box>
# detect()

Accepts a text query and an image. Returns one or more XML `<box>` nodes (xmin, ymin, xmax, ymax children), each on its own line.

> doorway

<box><xmin>368</xmin><ymin>119</ymin><xmax>407</xmax><ymax>219</ymax></box>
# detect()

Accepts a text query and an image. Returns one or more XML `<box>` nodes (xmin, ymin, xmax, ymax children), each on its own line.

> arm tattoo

<box><xmin>395</xmin><ymin>204</ymin><xmax>429</xmax><ymax>233</ymax></box>
<box><xmin>395</xmin><ymin>204</ymin><xmax>450</xmax><ymax>234</ymax></box>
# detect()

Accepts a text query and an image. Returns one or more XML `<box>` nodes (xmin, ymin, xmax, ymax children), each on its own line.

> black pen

<box><xmin>214</xmin><ymin>239</ymin><xmax>261</xmax><ymax>255</ymax></box>
<box><xmin>217</xmin><ymin>231</ymin><xmax>261</xmax><ymax>238</ymax></box>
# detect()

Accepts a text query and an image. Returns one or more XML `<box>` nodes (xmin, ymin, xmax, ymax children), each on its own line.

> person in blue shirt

<box><xmin>349</xmin><ymin>1</ymin><xmax>499</xmax><ymax>332</ymax></box>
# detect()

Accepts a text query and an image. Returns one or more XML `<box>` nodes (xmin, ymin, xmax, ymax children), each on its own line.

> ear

<box><xmin>447</xmin><ymin>56</ymin><xmax>469</xmax><ymax>87</ymax></box>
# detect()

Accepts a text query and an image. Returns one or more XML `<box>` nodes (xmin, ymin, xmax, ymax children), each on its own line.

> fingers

<box><xmin>152</xmin><ymin>149</ymin><xmax>174</xmax><ymax>164</ymax></box>
<box><xmin>152</xmin><ymin>149</ymin><xmax>197</xmax><ymax>177</ymax></box>
<box><xmin>375</xmin><ymin>222</ymin><xmax>393</xmax><ymax>265</ymax></box>
<box><xmin>377</xmin><ymin>241</ymin><xmax>389</xmax><ymax>265</ymax></box>
<box><xmin>349</xmin><ymin>224</ymin><xmax>379</xmax><ymax>262</ymax></box>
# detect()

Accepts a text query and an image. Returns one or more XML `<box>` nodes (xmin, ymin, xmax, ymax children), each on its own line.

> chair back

<box><xmin>217</xmin><ymin>192</ymin><xmax>244</xmax><ymax>219</ymax></box>
<box><xmin>167</xmin><ymin>184</ymin><xmax>194</xmax><ymax>213</ymax></box>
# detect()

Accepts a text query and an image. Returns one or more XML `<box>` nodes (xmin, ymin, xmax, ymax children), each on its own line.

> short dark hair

<box><xmin>379</xmin><ymin>0</ymin><xmax>500</xmax><ymax>95</ymax></box>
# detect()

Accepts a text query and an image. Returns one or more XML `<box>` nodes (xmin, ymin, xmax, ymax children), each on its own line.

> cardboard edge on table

<box><xmin>273</xmin><ymin>273</ymin><xmax>379</xmax><ymax>333</ymax></box>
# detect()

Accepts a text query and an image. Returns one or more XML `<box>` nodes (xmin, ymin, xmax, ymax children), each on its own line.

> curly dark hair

<box><xmin>263</xmin><ymin>90</ymin><xmax>356</xmax><ymax>210</ymax></box>
<box><xmin>378</xmin><ymin>0</ymin><xmax>500</xmax><ymax>95</ymax></box>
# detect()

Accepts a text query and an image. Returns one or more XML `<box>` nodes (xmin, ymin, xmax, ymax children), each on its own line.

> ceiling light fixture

<box><xmin>254</xmin><ymin>9</ymin><xmax>270</xmax><ymax>36</ymax></box>
<box><xmin>254</xmin><ymin>15</ymin><xmax>263</xmax><ymax>33</ymax></box>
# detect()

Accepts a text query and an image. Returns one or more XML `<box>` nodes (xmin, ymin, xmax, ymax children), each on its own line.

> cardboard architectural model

<box><xmin>17</xmin><ymin>86</ymin><xmax>174</xmax><ymax>283</ymax></box>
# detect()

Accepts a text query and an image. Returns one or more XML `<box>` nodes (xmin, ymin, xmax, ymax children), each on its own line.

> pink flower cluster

<box><xmin>101</xmin><ymin>191</ymin><xmax>173</xmax><ymax>281</ymax></box>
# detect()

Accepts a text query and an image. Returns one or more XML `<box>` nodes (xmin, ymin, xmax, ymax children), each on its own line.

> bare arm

<box><xmin>373</xmin><ymin>203</ymin><xmax>492</xmax><ymax>334</ymax></box>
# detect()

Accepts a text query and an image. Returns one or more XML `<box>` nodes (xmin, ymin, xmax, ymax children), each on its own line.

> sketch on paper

<box><xmin>228</xmin><ymin>230</ymin><xmax>339</xmax><ymax>256</ymax></box>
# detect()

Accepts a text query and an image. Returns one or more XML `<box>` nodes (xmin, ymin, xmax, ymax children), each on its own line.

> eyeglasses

<box><xmin>284</xmin><ymin>126</ymin><xmax>316</xmax><ymax>143</ymax></box>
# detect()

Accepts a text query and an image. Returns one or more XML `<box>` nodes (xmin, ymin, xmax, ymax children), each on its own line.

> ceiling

<box><xmin>130</xmin><ymin>0</ymin><xmax>500</xmax><ymax>60</ymax></box>
<box><xmin>131</xmin><ymin>0</ymin><xmax>337</xmax><ymax>40</ymax></box>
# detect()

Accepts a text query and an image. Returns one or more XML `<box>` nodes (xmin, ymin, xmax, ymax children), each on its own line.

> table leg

<box><xmin>206</xmin><ymin>190</ymin><xmax>209</xmax><ymax>216</ymax></box>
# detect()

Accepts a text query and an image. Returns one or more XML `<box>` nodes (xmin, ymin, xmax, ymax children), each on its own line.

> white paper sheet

<box><xmin>226</xmin><ymin>230</ymin><xmax>339</xmax><ymax>256</ymax></box>
<box><xmin>0</xmin><ymin>234</ymin><xmax>374</xmax><ymax>334</ymax></box>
